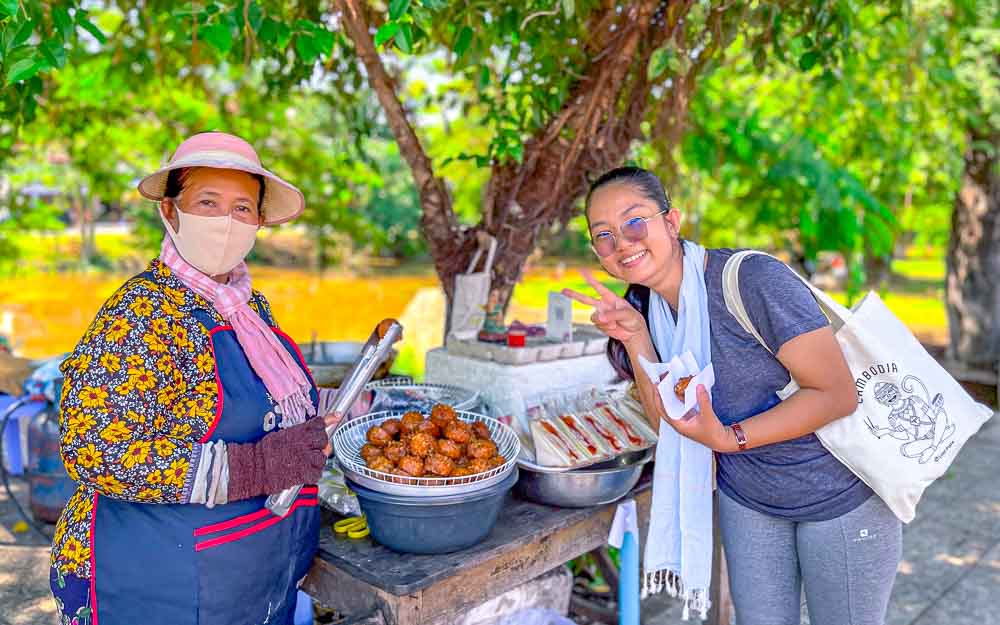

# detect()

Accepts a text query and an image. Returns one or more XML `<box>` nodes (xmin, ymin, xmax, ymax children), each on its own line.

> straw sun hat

<box><xmin>137</xmin><ymin>131</ymin><xmax>305</xmax><ymax>226</ymax></box>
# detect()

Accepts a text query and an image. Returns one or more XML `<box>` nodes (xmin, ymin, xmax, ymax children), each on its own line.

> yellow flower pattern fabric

<box><xmin>50</xmin><ymin>259</ymin><xmax>269</xmax><ymax>579</ymax></box>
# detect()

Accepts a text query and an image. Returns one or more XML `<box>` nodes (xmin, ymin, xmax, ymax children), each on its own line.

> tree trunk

<box><xmin>945</xmin><ymin>125</ymin><xmax>1000</xmax><ymax>371</ymax></box>
<box><xmin>336</xmin><ymin>0</ymin><xmax>722</xmax><ymax>331</ymax></box>
<box><xmin>72</xmin><ymin>192</ymin><xmax>90</xmax><ymax>268</ymax></box>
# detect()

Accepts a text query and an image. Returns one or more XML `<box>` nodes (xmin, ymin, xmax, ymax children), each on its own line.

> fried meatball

<box><xmin>430</xmin><ymin>403</ymin><xmax>457</xmax><ymax>428</ymax></box>
<box><xmin>368</xmin><ymin>456</ymin><xmax>394</xmax><ymax>473</ymax></box>
<box><xmin>467</xmin><ymin>439</ymin><xmax>497</xmax><ymax>460</ymax></box>
<box><xmin>366</xmin><ymin>425</ymin><xmax>392</xmax><ymax>447</ymax></box>
<box><xmin>444</xmin><ymin>421</ymin><xmax>473</xmax><ymax>444</ymax></box>
<box><xmin>389</xmin><ymin>467</ymin><xmax>414</xmax><ymax>484</ymax></box>
<box><xmin>377</xmin><ymin>318</ymin><xmax>398</xmax><ymax>339</ymax></box>
<box><xmin>450</xmin><ymin>466</ymin><xmax>474</xmax><ymax>478</ymax></box>
<box><xmin>384</xmin><ymin>440</ymin><xmax>408</xmax><ymax>463</ymax></box>
<box><xmin>425</xmin><ymin>454</ymin><xmax>455</xmax><ymax>477</ymax></box>
<box><xmin>471</xmin><ymin>421</ymin><xmax>491</xmax><ymax>440</ymax></box>
<box><xmin>674</xmin><ymin>375</ymin><xmax>694</xmax><ymax>401</ymax></box>
<box><xmin>466</xmin><ymin>458</ymin><xmax>490</xmax><ymax>474</ymax></box>
<box><xmin>436</xmin><ymin>438</ymin><xmax>462</xmax><ymax>459</ymax></box>
<box><xmin>380</xmin><ymin>418</ymin><xmax>402</xmax><ymax>438</ymax></box>
<box><xmin>400</xmin><ymin>411</ymin><xmax>424</xmax><ymax>433</ymax></box>
<box><xmin>408</xmin><ymin>432</ymin><xmax>436</xmax><ymax>457</ymax></box>
<box><xmin>416</xmin><ymin>419</ymin><xmax>441</xmax><ymax>438</ymax></box>
<box><xmin>360</xmin><ymin>444</ymin><xmax>383</xmax><ymax>462</ymax></box>
<box><xmin>488</xmin><ymin>455</ymin><xmax>507</xmax><ymax>469</ymax></box>
<box><xmin>455</xmin><ymin>455</ymin><xmax>469</xmax><ymax>467</ymax></box>
<box><xmin>398</xmin><ymin>455</ymin><xmax>425</xmax><ymax>477</ymax></box>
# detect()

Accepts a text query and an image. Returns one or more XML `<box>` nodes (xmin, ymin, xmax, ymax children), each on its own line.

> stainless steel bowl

<box><xmin>515</xmin><ymin>448</ymin><xmax>653</xmax><ymax>508</ymax></box>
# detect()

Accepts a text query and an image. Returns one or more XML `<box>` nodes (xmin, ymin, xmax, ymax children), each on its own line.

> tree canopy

<box><xmin>1</xmin><ymin>1</ymin><xmax>993</xmax><ymax>301</ymax></box>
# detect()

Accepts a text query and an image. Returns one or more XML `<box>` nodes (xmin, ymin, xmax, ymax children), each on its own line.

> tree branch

<box><xmin>337</xmin><ymin>0</ymin><xmax>440</xmax><ymax>201</ymax></box>
<box><xmin>335</xmin><ymin>0</ymin><xmax>470</xmax><ymax>298</ymax></box>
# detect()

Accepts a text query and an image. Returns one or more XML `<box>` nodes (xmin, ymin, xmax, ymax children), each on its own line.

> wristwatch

<box><xmin>731</xmin><ymin>423</ymin><xmax>748</xmax><ymax>451</ymax></box>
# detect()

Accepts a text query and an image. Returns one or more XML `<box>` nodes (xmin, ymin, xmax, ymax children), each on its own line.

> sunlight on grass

<box><xmin>893</xmin><ymin>257</ymin><xmax>946</xmax><ymax>281</ymax></box>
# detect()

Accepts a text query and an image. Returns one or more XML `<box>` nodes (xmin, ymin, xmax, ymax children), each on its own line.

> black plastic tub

<box><xmin>347</xmin><ymin>468</ymin><xmax>519</xmax><ymax>555</ymax></box>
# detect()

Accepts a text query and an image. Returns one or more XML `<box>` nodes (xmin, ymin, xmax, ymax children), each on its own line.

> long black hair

<box><xmin>586</xmin><ymin>166</ymin><xmax>673</xmax><ymax>381</ymax></box>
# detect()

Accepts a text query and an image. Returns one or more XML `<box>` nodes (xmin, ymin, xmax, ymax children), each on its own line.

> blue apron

<box><xmin>91</xmin><ymin>294</ymin><xmax>320</xmax><ymax>625</ymax></box>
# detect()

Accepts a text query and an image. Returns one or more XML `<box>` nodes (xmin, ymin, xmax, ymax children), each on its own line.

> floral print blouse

<box><xmin>50</xmin><ymin>259</ymin><xmax>274</xmax><ymax>579</ymax></box>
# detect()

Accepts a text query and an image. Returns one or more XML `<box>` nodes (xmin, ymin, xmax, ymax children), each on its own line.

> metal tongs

<box><xmin>265</xmin><ymin>319</ymin><xmax>403</xmax><ymax>515</ymax></box>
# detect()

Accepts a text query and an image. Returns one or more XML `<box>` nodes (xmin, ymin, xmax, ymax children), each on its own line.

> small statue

<box><xmin>477</xmin><ymin>289</ymin><xmax>508</xmax><ymax>343</ymax></box>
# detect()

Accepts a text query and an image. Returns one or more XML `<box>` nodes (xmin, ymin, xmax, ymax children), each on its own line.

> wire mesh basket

<box><xmin>333</xmin><ymin>410</ymin><xmax>520</xmax><ymax>497</ymax></box>
<box><xmin>362</xmin><ymin>380</ymin><xmax>481</xmax><ymax>412</ymax></box>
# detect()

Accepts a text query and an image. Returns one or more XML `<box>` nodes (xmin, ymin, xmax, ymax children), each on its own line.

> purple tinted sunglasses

<box><xmin>591</xmin><ymin>208</ymin><xmax>670</xmax><ymax>258</ymax></box>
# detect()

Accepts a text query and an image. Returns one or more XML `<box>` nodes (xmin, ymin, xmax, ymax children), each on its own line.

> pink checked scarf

<box><xmin>160</xmin><ymin>237</ymin><xmax>316</xmax><ymax>428</ymax></box>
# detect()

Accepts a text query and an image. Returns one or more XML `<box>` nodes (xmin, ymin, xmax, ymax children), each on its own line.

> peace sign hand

<box><xmin>562</xmin><ymin>270</ymin><xmax>649</xmax><ymax>346</ymax></box>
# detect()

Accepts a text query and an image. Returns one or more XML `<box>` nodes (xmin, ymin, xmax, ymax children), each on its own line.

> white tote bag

<box><xmin>449</xmin><ymin>236</ymin><xmax>497</xmax><ymax>341</ymax></box>
<box><xmin>722</xmin><ymin>250</ymin><xmax>993</xmax><ymax>523</ymax></box>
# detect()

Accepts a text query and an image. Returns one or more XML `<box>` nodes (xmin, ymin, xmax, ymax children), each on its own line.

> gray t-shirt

<box><xmin>704</xmin><ymin>249</ymin><xmax>872</xmax><ymax>522</ymax></box>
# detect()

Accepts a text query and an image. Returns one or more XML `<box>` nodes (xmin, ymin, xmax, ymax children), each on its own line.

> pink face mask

<box><xmin>160</xmin><ymin>206</ymin><xmax>259</xmax><ymax>277</ymax></box>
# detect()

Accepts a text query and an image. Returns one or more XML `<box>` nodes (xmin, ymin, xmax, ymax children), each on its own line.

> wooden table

<box><xmin>303</xmin><ymin>475</ymin><xmax>652</xmax><ymax>625</ymax></box>
<box><xmin>303</xmin><ymin>470</ymin><xmax>731</xmax><ymax>625</ymax></box>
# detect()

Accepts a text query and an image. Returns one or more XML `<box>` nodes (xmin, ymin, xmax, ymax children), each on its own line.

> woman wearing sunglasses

<box><xmin>563</xmin><ymin>167</ymin><xmax>901</xmax><ymax>625</ymax></box>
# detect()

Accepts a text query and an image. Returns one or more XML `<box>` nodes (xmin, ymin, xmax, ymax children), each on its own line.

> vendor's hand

<box><xmin>663</xmin><ymin>385</ymin><xmax>736</xmax><ymax>453</ymax></box>
<box><xmin>227</xmin><ymin>417</ymin><xmax>329</xmax><ymax>501</ymax></box>
<box><xmin>562</xmin><ymin>270</ymin><xmax>649</xmax><ymax>346</ymax></box>
<box><xmin>322</xmin><ymin>411</ymin><xmax>344</xmax><ymax>456</ymax></box>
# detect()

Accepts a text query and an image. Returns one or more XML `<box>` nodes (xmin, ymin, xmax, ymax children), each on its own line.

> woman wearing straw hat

<box><xmin>50</xmin><ymin>132</ymin><xmax>341</xmax><ymax>625</ymax></box>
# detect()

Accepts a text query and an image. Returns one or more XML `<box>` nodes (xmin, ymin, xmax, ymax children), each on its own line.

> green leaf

<box><xmin>374</xmin><ymin>21</ymin><xmax>400</xmax><ymax>47</ymax></box>
<box><xmin>453</xmin><ymin>25</ymin><xmax>473</xmax><ymax>59</ymax></box>
<box><xmin>396</xmin><ymin>24</ymin><xmax>413</xmax><ymax>53</ymax></box>
<box><xmin>200</xmin><ymin>23</ymin><xmax>233</xmax><ymax>55</ymax></box>
<box><xmin>13</xmin><ymin>19</ymin><xmax>34</xmax><ymax>47</ymax></box>
<box><xmin>294</xmin><ymin>18</ymin><xmax>315</xmax><ymax>31</ymax></box>
<box><xmin>257</xmin><ymin>17</ymin><xmax>279</xmax><ymax>44</ymax></box>
<box><xmin>313</xmin><ymin>29</ymin><xmax>334</xmax><ymax>58</ymax></box>
<box><xmin>295</xmin><ymin>34</ymin><xmax>319</xmax><ymax>63</ymax></box>
<box><xmin>389</xmin><ymin>0</ymin><xmax>411</xmax><ymax>21</ymax></box>
<box><xmin>274</xmin><ymin>22</ymin><xmax>292</xmax><ymax>48</ymax></box>
<box><xmin>52</xmin><ymin>7</ymin><xmax>73</xmax><ymax>42</ymax></box>
<box><xmin>561</xmin><ymin>0</ymin><xmax>575</xmax><ymax>19</ymax></box>
<box><xmin>75</xmin><ymin>15</ymin><xmax>107</xmax><ymax>44</ymax></box>
<box><xmin>798</xmin><ymin>51</ymin><xmax>819</xmax><ymax>71</ymax></box>
<box><xmin>0</xmin><ymin>0</ymin><xmax>17</xmax><ymax>18</ymax></box>
<box><xmin>246</xmin><ymin>1</ymin><xmax>263</xmax><ymax>31</ymax></box>
<box><xmin>647</xmin><ymin>45</ymin><xmax>674</xmax><ymax>81</ymax></box>
<box><xmin>478</xmin><ymin>66</ymin><xmax>490</xmax><ymax>89</ymax></box>
<box><xmin>38</xmin><ymin>41</ymin><xmax>61</xmax><ymax>69</ymax></box>
<box><xmin>6</xmin><ymin>57</ymin><xmax>41</xmax><ymax>85</ymax></box>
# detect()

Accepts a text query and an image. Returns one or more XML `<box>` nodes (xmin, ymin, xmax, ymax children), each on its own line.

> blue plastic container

<box><xmin>347</xmin><ymin>468</ymin><xmax>518</xmax><ymax>555</ymax></box>
<box><xmin>27</xmin><ymin>404</ymin><xmax>77</xmax><ymax>523</ymax></box>
<box><xmin>0</xmin><ymin>396</ymin><xmax>47</xmax><ymax>476</ymax></box>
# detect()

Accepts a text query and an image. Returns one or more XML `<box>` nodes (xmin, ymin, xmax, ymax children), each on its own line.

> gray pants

<box><xmin>719</xmin><ymin>491</ymin><xmax>902</xmax><ymax>625</ymax></box>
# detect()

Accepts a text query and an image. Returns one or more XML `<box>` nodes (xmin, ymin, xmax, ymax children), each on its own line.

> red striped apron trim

<box><xmin>193</xmin><ymin>486</ymin><xmax>319</xmax><ymax>537</ymax></box>
<box><xmin>194</xmin><ymin>498</ymin><xmax>318</xmax><ymax>552</ymax></box>
<box><xmin>89</xmin><ymin>492</ymin><xmax>99</xmax><ymax>625</ymax></box>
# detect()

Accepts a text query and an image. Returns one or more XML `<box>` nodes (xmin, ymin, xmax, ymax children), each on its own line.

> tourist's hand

<box><xmin>663</xmin><ymin>384</ymin><xmax>736</xmax><ymax>452</ymax></box>
<box><xmin>562</xmin><ymin>270</ymin><xmax>649</xmax><ymax>347</ymax></box>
